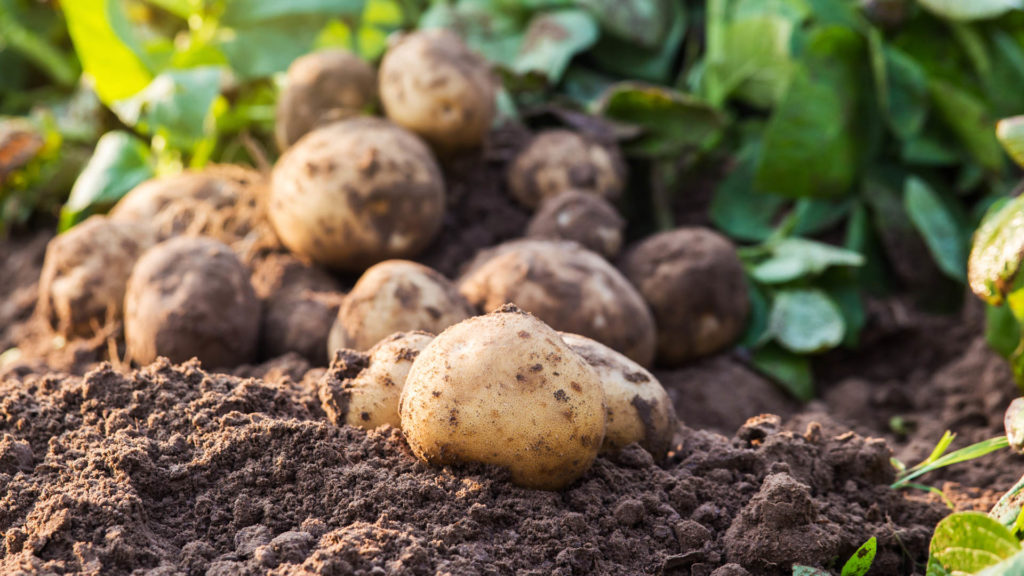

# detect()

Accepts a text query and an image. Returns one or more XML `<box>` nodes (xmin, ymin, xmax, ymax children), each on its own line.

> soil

<box><xmin>2</xmin><ymin>135</ymin><xmax>1023</xmax><ymax>575</ymax></box>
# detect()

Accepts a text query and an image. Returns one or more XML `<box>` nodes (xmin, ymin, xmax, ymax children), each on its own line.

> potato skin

<box><xmin>275</xmin><ymin>49</ymin><xmax>377</xmax><ymax>151</ymax></box>
<box><xmin>526</xmin><ymin>191</ymin><xmax>625</xmax><ymax>259</ymax></box>
<box><xmin>319</xmin><ymin>331</ymin><xmax>434</xmax><ymax>430</ymax></box>
<box><xmin>458</xmin><ymin>239</ymin><xmax>656</xmax><ymax>366</ymax></box>
<box><xmin>250</xmin><ymin>253</ymin><xmax>344</xmax><ymax>365</ymax></box>
<box><xmin>559</xmin><ymin>332</ymin><xmax>677</xmax><ymax>460</ymax></box>
<box><xmin>620</xmin><ymin>228</ymin><xmax>749</xmax><ymax>365</ymax></box>
<box><xmin>508</xmin><ymin>130</ymin><xmax>626</xmax><ymax>210</ymax></box>
<box><xmin>399</xmin><ymin>306</ymin><xmax>606</xmax><ymax>490</ymax></box>
<box><xmin>124</xmin><ymin>237</ymin><xmax>260</xmax><ymax>369</ymax></box>
<box><xmin>328</xmin><ymin>260</ymin><xmax>473</xmax><ymax>353</ymax></box>
<box><xmin>37</xmin><ymin>216</ymin><xmax>156</xmax><ymax>338</ymax></box>
<box><xmin>269</xmin><ymin>118</ymin><xmax>445</xmax><ymax>272</ymax></box>
<box><xmin>379</xmin><ymin>29</ymin><xmax>496</xmax><ymax>151</ymax></box>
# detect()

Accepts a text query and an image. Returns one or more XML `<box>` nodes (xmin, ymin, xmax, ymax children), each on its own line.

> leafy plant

<box><xmin>793</xmin><ymin>536</ymin><xmax>877</xmax><ymax>576</ymax></box>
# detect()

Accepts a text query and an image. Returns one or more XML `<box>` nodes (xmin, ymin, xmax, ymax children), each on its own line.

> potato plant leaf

<box><xmin>58</xmin><ymin>131</ymin><xmax>154</xmax><ymax>231</ymax></box>
<box><xmin>220</xmin><ymin>0</ymin><xmax>366</xmax><ymax>26</ymax></box>
<box><xmin>218</xmin><ymin>16</ymin><xmax>338</xmax><ymax>79</ymax></box>
<box><xmin>705</xmin><ymin>15</ymin><xmax>796</xmax><ymax>109</ymax></box>
<box><xmin>588</xmin><ymin>0</ymin><xmax>686</xmax><ymax>84</ymax></box>
<box><xmin>985</xmin><ymin>302</ymin><xmax>1021</xmax><ymax>358</ymax></box>
<box><xmin>750</xmin><ymin>238</ymin><xmax>864</xmax><ymax>285</ymax></box>
<box><xmin>419</xmin><ymin>0</ymin><xmax>524</xmax><ymax>68</ymax></box>
<box><xmin>904</xmin><ymin>177</ymin><xmax>967</xmax><ymax>282</ymax></box>
<box><xmin>917</xmin><ymin>0</ymin><xmax>1023</xmax><ymax>22</ymax></box>
<box><xmin>514</xmin><ymin>9</ymin><xmax>599</xmax><ymax>83</ymax></box>
<box><xmin>841</xmin><ymin>536</ymin><xmax>877</xmax><ymax>576</ymax></box>
<box><xmin>597</xmin><ymin>83</ymin><xmax>724</xmax><ymax>157</ymax></box>
<box><xmin>792</xmin><ymin>566</ymin><xmax>829</xmax><ymax>576</ymax></box>
<box><xmin>967</xmin><ymin>194</ymin><xmax>1024</xmax><ymax>305</ymax></box>
<box><xmin>62</xmin><ymin>0</ymin><xmax>153</xmax><ymax>104</ymax></box>
<box><xmin>930</xmin><ymin>79</ymin><xmax>1004</xmax><ymax>172</ymax></box>
<box><xmin>710</xmin><ymin>143</ymin><xmax>786</xmax><ymax>242</ymax></box>
<box><xmin>751</xmin><ymin>344</ymin><xmax>814</xmax><ymax>401</ymax></box>
<box><xmin>576</xmin><ymin>0</ymin><xmax>670</xmax><ymax>49</ymax></box>
<box><xmin>926</xmin><ymin>512</ymin><xmax>1021</xmax><ymax>576</ymax></box>
<box><xmin>112</xmin><ymin>67</ymin><xmax>222</xmax><ymax>152</ymax></box>
<box><xmin>977</xmin><ymin>549</ymin><xmax>1024</xmax><ymax>576</ymax></box>
<box><xmin>997</xmin><ymin>116</ymin><xmax>1024</xmax><ymax>168</ymax></box>
<box><xmin>868</xmin><ymin>31</ymin><xmax>929</xmax><ymax>139</ymax></box>
<box><xmin>768</xmin><ymin>288</ymin><xmax>845</xmax><ymax>354</ymax></box>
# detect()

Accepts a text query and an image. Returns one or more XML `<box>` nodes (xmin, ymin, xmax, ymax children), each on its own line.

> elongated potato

<box><xmin>399</xmin><ymin>305</ymin><xmax>606</xmax><ymax>491</ymax></box>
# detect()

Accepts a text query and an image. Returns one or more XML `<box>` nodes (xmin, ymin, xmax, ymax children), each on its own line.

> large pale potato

<box><xmin>37</xmin><ymin>216</ymin><xmax>156</xmax><ymax>338</ymax></box>
<box><xmin>275</xmin><ymin>49</ymin><xmax>378</xmax><ymax>150</ymax></box>
<box><xmin>269</xmin><ymin>117</ymin><xmax>445</xmax><ymax>272</ymax></box>
<box><xmin>458</xmin><ymin>239</ymin><xmax>656</xmax><ymax>366</ymax></box>
<box><xmin>508</xmin><ymin>130</ymin><xmax>625</xmax><ymax>209</ymax></box>
<box><xmin>399</xmin><ymin>305</ymin><xmax>606</xmax><ymax>491</ymax></box>
<box><xmin>379</xmin><ymin>29</ymin><xmax>496</xmax><ymax>151</ymax></box>
<box><xmin>319</xmin><ymin>331</ymin><xmax>434</xmax><ymax>430</ymax></box>
<box><xmin>328</xmin><ymin>260</ymin><xmax>472</xmax><ymax>353</ymax></box>
<box><xmin>621</xmin><ymin>228</ymin><xmax>749</xmax><ymax>365</ymax></box>
<box><xmin>559</xmin><ymin>332</ymin><xmax>677</xmax><ymax>460</ymax></box>
<box><xmin>124</xmin><ymin>237</ymin><xmax>260</xmax><ymax>369</ymax></box>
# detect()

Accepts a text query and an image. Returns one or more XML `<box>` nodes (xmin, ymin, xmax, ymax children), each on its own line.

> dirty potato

<box><xmin>328</xmin><ymin>260</ymin><xmax>472</xmax><ymax>353</ymax></box>
<box><xmin>399</xmin><ymin>305</ymin><xmax>606</xmax><ymax>490</ymax></box>
<box><xmin>269</xmin><ymin>118</ymin><xmax>445</xmax><ymax>272</ymax></box>
<box><xmin>124</xmin><ymin>237</ymin><xmax>260</xmax><ymax>369</ymax></box>
<box><xmin>458</xmin><ymin>239</ymin><xmax>656</xmax><ymax>366</ymax></box>
<box><xmin>507</xmin><ymin>130</ymin><xmax>625</xmax><ymax>210</ymax></box>
<box><xmin>526</xmin><ymin>191</ymin><xmax>625</xmax><ymax>259</ymax></box>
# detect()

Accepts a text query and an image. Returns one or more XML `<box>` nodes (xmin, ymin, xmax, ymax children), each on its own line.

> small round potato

<box><xmin>275</xmin><ymin>49</ymin><xmax>378</xmax><ymax>151</ymax></box>
<box><xmin>319</xmin><ymin>331</ymin><xmax>434</xmax><ymax>430</ymax></box>
<box><xmin>328</xmin><ymin>260</ymin><xmax>473</xmax><ymax>353</ymax></box>
<box><xmin>458</xmin><ymin>239</ymin><xmax>656</xmax><ymax>366</ymax></box>
<box><xmin>37</xmin><ymin>216</ymin><xmax>156</xmax><ymax>338</ymax></box>
<box><xmin>124</xmin><ymin>237</ymin><xmax>260</xmax><ymax>369</ymax></box>
<box><xmin>250</xmin><ymin>253</ymin><xmax>345</xmax><ymax>365</ymax></box>
<box><xmin>269</xmin><ymin>118</ymin><xmax>445</xmax><ymax>272</ymax></box>
<box><xmin>110</xmin><ymin>165</ymin><xmax>275</xmax><ymax>250</ymax></box>
<box><xmin>621</xmin><ymin>228</ymin><xmax>749</xmax><ymax>365</ymax></box>
<box><xmin>507</xmin><ymin>130</ymin><xmax>626</xmax><ymax>210</ymax></box>
<box><xmin>399</xmin><ymin>305</ymin><xmax>606</xmax><ymax>490</ymax></box>
<box><xmin>559</xmin><ymin>332</ymin><xmax>677</xmax><ymax>460</ymax></box>
<box><xmin>526</xmin><ymin>191</ymin><xmax>625</xmax><ymax>259</ymax></box>
<box><xmin>379</xmin><ymin>29</ymin><xmax>496</xmax><ymax>151</ymax></box>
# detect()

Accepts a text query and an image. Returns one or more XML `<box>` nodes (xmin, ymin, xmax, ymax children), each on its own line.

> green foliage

<box><xmin>791</xmin><ymin>536</ymin><xmax>877</xmax><ymax>576</ymax></box>
<box><xmin>926</xmin><ymin>512</ymin><xmax>1022</xmax><ymax>576</ymax></box>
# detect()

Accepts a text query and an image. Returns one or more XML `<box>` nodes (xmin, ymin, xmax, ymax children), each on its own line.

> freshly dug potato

<box><xmin>269</xmin><ymin>118</ymin><xmax>445</xmax><ymax>271</ymax></box>
<box><xmin>379</xmin><ymin>29</ymin><xmax>496</xmax><ymax>151</ymax></box>
<box><xmin>275</xmin><ymin>49</ymin><xmax>377</xmax><ymax>151</ymax></box>
<box><xmin>110</xmin><ymin>165</ymin><xmax>276</xmax><ymax>252</ymax></box>
<box><xmin>399</xmin><ymin>305</ymin><xmax>606</xmax><ymax>490</ymax></box>
<box><xmin>621</xmin><ymin>228</ymin><xmax>749</xmax><ymax>365</ymax></box>
<box><xmin>328</xmin><ymin>260</ymin><xmax>472</xmax><ymax>353</ymax></box>
<box><xmin>507</xmin><ymin>130</ymin><xmax>626</xmax><ymax>210</ymax></box>
<box><xmin>124</xmin><ymin>237</ymin><xmax>260</xmax><ymax>369</ymax></box>
<box><xmin>526</xmin><ymin>191</ymin><xmax>625</xmax><ymax>259</ymax></box>
<box><xmin>458</xmin><ymin>239</ymin><xmax>656</xmax><ymax>366</ymax></box>
<box><xmin>250</xmin><ymin>253</ymin><xmax>345</xmax><ymax>365</ymax></box>
<box><xmin>37</xmin><ymin>216</ymin><xmax>156</xmax><ymax>338</ymax></box>
<box><xmin>319</xmin><ymin>331</ymin><xmax>434</xmax><ymax>429</ymax></box>
<box><xmin>559</xmin><ymin>332</ymin><xmax>677</xmax><ymax>460</ymax></box>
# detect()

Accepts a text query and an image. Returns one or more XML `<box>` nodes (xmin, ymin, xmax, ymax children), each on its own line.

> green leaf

<box><xmin>917</xmin><ymin>0</ymin><xmax>1023</xmax><ymax>22</ymax></box>
<box><xmin>514</xmin><ymin>9</ymin><xmax>599</xmax><ymax>83</ymax></box>
<box><xmin>904</xmin><ymin>177</ymin><xmax>967</xmax><ymax>282</ymax></box>
<box><xmin>825</xmin><ymin>278</ymin><xmax>866</xmax><ymax>348</ymax></box>
<box><xmin>902</xmin><ymin>133</ymin><xmax>962</xmax><ymax>166</ymax></box>
<box><xmin>791</xmin><ymin>198</ymin><xmax>854</xmax><ymax>236</ymax></box>
<box><xmin>58</xmin><ymin>131</ymin><xmax>155</xmax><ymax>231</ymax></box>
<box><xmin>62</xmin><ymin>0</ymin><xmax>153</xmax><ymax>104</ymax></box>
<box><xmin>597</xmin><ymin>83</ymin><xmax>725</xmax><ymax>157</ymax></box>
<box><xmin>926</xmin><ymin>512</ymin><xmax>1021</xmax><ymax>576</ymax></box>
<box><xmin>968</xmin><ymin>194</ymin><xmax>1024</xmax><ymax>305</ymax></box>
<box><xmin>419</xmin><ymin>0</ymin><xmax>525</xmax><ymax>68</ymax></box>
<box><xmin>589</xmin><ymin>0</ymin><xmax>686</xmax><ymax>84</ymax></box>
<box><xmin>792</xmin><ymin>566</ymin><xmax>829</xmax><ymax>576</ymax></box>
<box><xmin>841</xmin><ymin>536</ymin><xmax>877</xmax><ymax>576</ymax></box>
<box><xmin>705</xmin><ymin>15</ymin><xmax>796</xmax><ymax>109</ymax></box>
<box><xmin>711</xmin><ymin>141</ymin><xmax>786</xmax><ymax>242</ymax></box>
<box><xmin>751</xmin><ymin>344</ymin><xmax>814</xmax><ymax>401</ymax></box>
<box><xmin>985</xmin><ymin>302</ymin><xmax>1020</xmax><ymax>358</ymax></box>
<box><xmin>218</xmin><ymin>16</ymin><xmax>333</xmax><ymax>79</ymax></box>
<box><xmin>750</xmin><ymin>238</ymin><xmax>864</xmax><ymax>285</ymax></box>
<box><xmin>930</xmin><ymin>79</ymin><xmax>1004</xmax><ymax>172</ymax></box>
<box><xmin>576</xmin><ymin>0</ymin><xmax>671</xmax><ymax>48</ymax></box>
<box><xmin>997</xmin><ymin>116</ymin><xmax>1024</xmax><ymax>168</ymax></box>
<box><xmin>869</xmin><ymin>31</ymin><xmax>929</xmax><ymax>139</ymax></box>
<box><xmin>740</xmin><ymin>277</ymin><xmax>770</xmax><ymax>347</ymax></box>
<box><xmin>220</xmin><ymin>0</ymin><xmax>366</xmax><ymax>26</ymax></box>
<box><xmin>112</xmin><ymin>67</ymin><xmax>222</xmax><ymax>152</ymax></box>
<box><xmin>977</xmin><ymin>549</ymin><xmax>1024</xmax><ymax>576</ymax></box>
<box><xmin>768</xmin><ymin>288</ymin><xmax>845</xmax><ymax>354</ymax></box>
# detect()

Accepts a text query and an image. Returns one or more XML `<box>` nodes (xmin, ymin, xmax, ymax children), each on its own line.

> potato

<box><xmin>250</xmin><ymin>253</ymin><xmax>345</xmax><ymax>365</ymax></box>
<box><xmin>110</xmin><ymin>165</ymin><xmax>276</xmax><ymax>251</ymax></box>
<box><xmin>36</xmin><ymin>216</ymin><xmax>156</xmax><ymax>338</ymax></box>
<box><xmin>526</xmin><ymin>191</ymin><xmax>625</xmax><ymax>259</ymax></box>
<box><xmin>269</xmin><ymin>118</ymin><xmax>445</xmax><ymax>272</ymax></box>
<box><xmin>507</xmin><ymin>130</ymin><xmax>626</xmax><ymax>210</ymax></box>
<box><xmin>328</xmin><ymin>260</ymin><xmax>472</xmax><ymax>353</ymax></box>
<box><xmin>319</xmin><ymin>331</ymin><xmax>434</xmax><ymax>430</ymax></box>
<box><xmin>275</xmin><ymin>49</ymin><xmax>377</xmax><ymax>151</ymax></box>
<box><xmin>559</xmin><ymin>332</ymin><xmax>677</xmax><ymax>460</ymax></box>
<box><xmin>379</xmin><ymin>29</ymin><xmax>496</xmax><ymax>152</ymax></box>
<box><xmin>620</xmin><ymin>228</ymin><xmax>749</xmax><ymax>365</ymax></box>
<box><xmin>399</xmin><ymin>305</ymin><xmax>606</xmax><ymax>490</ymax></box>
<box><xmin>458</xmin><ymin>239</ymin><xmax>656</xmax><ymax>366</ymax></box>
<box><xmin>124</xmin><ymin>237</ymin><xmax>260</xmax><ymax>369</ymax></box>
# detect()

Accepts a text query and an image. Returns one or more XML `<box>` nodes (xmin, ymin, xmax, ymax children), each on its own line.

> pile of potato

<box><xmin>35</xmin><ymin>30</ymin><xmax>752</xmax><ymax>490</ymax></box>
